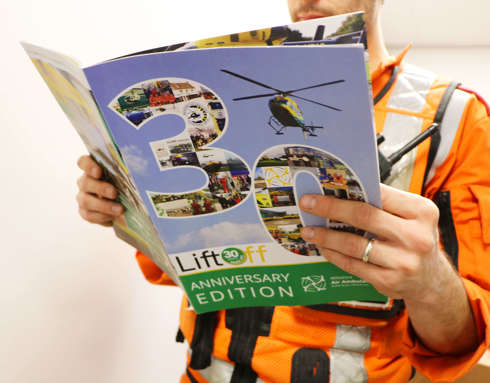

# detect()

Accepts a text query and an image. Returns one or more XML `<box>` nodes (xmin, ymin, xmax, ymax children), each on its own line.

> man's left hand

<box><xmin>299</xmin><ymin>183</ymin><xmax>454</xmax><ymax>305</ymax></box>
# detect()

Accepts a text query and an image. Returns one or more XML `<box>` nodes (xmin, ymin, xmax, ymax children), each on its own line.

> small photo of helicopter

<box><xmin>221</xmin><ymin>69</ymin><xmax>344</xmax><ymax>138</ymax></box>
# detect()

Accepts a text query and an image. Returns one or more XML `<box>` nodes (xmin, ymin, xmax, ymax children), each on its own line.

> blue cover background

<box><xmin>84</xmin><ymin>46</ymin><xmax>380</xmax><ymax>253</ymax></box>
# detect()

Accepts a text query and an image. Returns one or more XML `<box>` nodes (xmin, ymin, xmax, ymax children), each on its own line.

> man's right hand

<box><xmin>76</xmin><ymin>155</ymin><xmax>124</xmax><ymax>227</ymax></box>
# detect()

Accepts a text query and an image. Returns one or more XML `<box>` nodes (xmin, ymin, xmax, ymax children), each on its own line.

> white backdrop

<box><xmin>2</xmin><ymin>1</ymin><xmax>489</xmax><ymax>382</ymax></box>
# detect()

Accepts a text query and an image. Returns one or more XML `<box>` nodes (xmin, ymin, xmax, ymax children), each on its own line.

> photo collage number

<box><xmin>255</xmin><ymin>145</ymin><xmax>367</xmax><ymax>256</ymax></box>
<box><xmin>110</xmin><ymin>78</ymin><xmax>251</xmax><ymax>218</ymax></box>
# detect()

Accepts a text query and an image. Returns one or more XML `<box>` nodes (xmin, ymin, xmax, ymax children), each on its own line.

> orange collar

<box><xmin>371</xmin><ymin>44</ymin><xmax>411</xmax><ymax>97</ymax></box>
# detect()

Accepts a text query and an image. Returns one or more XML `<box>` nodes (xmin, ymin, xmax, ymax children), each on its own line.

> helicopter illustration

<box><xmin>221</xmin><ymin>69</ymin><xmax>344</xmax><ymax>137</ymax></box>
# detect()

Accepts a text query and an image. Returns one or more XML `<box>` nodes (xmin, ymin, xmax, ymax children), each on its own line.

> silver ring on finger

<box><xmin>362</xmin><ymin>238</ymin><xmax>376</xmax><ymax>263</ymax></box>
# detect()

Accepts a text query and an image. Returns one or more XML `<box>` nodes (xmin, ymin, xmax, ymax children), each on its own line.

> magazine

<box><xmin>23</xmin><ymin>12</ymin><xmax>386</xmax><ymax>313</ymax></box>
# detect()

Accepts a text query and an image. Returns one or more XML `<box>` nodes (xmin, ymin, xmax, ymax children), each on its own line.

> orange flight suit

<box><xmin>136</xmin><ymin>48</ymin><xmax>490</xmax><ymax>383</ymax></box>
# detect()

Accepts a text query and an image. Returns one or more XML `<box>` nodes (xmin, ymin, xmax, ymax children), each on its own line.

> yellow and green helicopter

<box><xmin>221</xmin><ymin>69</ymin><xmax>344</xmax><ymax>137</ymax></box>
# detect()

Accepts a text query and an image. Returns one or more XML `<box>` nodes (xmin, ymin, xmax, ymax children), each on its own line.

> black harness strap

<box><xmin>226</xmin><ymin>306</ymin><xmax>275</xmax><ymax>383</ymax></box>
<box><xmin>189</xmin><ymin>311</ymin><xmax>218</xmax><ymax>370</ymax></box>
<box><xmin>176</xmin><ymin>328</ymin><xmax>185</xmax><ymax>343</ymax></box>
<box><xmin>230</xmin><ymin>364</ymin><xmax>259</xmax><ymax>383</ymax></box>
<box><xmin>434</xmin><ymin>82</ymin><xmax>461</xmax><ymax>128</ymax></box>
<box><xmin>374</xmin><ymin>65</ymin><xmax>400</xmax><ymax>105</ymax></box>
<box><xmin>434</xmin><ymin>191</ymin><xmax>459</xmax><ymax>269</ymax></box>
<box><xmin>421</xmin><ymin>81</ymin><xmax>461</xmax><ymax>193</ymax></box>
<box><xmin>409</xmin><ymin>366</ymin><xmax>417</xmax><ymax>381</ymax></box>
<box><xmin>186</xmin><ymin>368</ymin><xmax>199</xmax><ymax>383</ymax></box>
<box><xmin>290</xmin><ymin>348</ymin><xmax>330</xmax><ymax>383</ymax></box>
<box><xmin>420</xmin><ymin>83</ymin><xmax>462</xmax><ymax>270</ymax></box>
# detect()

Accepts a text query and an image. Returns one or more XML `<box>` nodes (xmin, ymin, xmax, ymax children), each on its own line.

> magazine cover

<box><xmin>23</xmin><ymin>11</ymin><xmax>386</xmax><ymax>313</ymax></box>
<box><xmin>84</xmin><ymin>44</ymin><xmax>384</xmax><ymax>313</ymax></box>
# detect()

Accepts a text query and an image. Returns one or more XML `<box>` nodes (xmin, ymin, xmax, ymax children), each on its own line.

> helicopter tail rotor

<box><xmin>303</xmin><ymin>124</ymin><xmax>324</xmax><ymax>137</ymax></box>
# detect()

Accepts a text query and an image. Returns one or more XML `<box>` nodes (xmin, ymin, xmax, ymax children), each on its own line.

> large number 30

<box><xmin>110</xmin><ymin>77</ymin><xmax>252</xmax><ymax>219</ymax></box>
<box><xmin>111</xmin><ymin>77</ymin><xmax>366</xmax><ymax>256</ymax></box>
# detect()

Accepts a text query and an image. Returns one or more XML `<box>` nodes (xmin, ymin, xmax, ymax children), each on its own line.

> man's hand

<box><xmin>299</xmin><ymin>183</ymin><xmax>478</xmax><ymax>355</ymax></box>
<box><xmin>76</xmin><ymin>155</ymin><xmax>124</xmax><ymax>227</ymax></box>
<box><xmin>299</xmin><ymin>183</ymin><xmax>444</xmax><ymax>302</ymax></box>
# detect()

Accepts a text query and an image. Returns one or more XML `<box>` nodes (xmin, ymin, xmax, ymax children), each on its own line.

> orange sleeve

<box><xmin>400</xmin><ymin>279</ymin><xmax>490</xmax><ymax>382</ymax></box>
<box><xmin>135</xmin><ymin>250</ymin><xmax>177</xmax><ymax>286</ymax></box>
<box><xmin>403</xmin><ymin>94</ymin><xmax>490</xmax><ymax>381</ymax></box>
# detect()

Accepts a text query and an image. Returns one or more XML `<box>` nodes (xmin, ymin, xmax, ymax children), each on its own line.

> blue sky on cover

<box><xmin>84</xmin><ymin>46</ymin><xmax>379</xmax><ymax>253</ymax></box>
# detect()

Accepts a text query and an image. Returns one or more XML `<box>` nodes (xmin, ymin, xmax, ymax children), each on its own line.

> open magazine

<box><xmin>23</xmin><ymin>12</ymin><xmax>386</xmax><ymax>313</ymax></box>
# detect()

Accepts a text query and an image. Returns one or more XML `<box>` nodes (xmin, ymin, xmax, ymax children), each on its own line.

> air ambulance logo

<box><xmin>301</xmin><ymin>275</ymin><xmax>327</xmax><ymax>292</ymax></box>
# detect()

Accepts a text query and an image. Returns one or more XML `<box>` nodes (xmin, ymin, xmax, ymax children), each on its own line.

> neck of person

<box><xmin>366</xmin><ymin>18</ymin><xmax>390</xmax><ymax>72</ymax></box>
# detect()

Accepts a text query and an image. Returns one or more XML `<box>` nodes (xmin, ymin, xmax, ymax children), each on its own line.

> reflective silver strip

<box><xmin>424</xmin><ymin>89</ymin><xmax>471</xmax><ymax>185</ymax></box>
<box><xmin>386</xmin><ymin>64</ymin><xmax>436</xmax><ymax>113</ymax></box>
<box><xmin>334</xmin><ymin>324</ymin><xmax>371</xmax><ymax>352</ymax></box>
<box><xmin>330</xmin><ymin>349</ymin><xmax>368</xmax><ymax>383</ymax></box>
<box><xmin>381</xmin><ymin>64</ymin><xmax>438</xmax><ymax>191</ymax></box>
<box><xmin>381</xmin><ymin>112</ymin><xmax>425</xmax><ymax>190</ymax></box>
<box><xmin>193</xmin><ymin>354</ymin><xmax>266</xmax><ymax>383</ymax></box>
<box><xmin>330</xmin><ymin>324</ymin><xmax>370</xmax><ymax>383</ymax></box>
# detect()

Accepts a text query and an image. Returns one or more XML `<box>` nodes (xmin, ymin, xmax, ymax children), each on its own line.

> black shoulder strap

<box><xmin>226</xmin><ymin>306</ymin><xmax>275</xmax><ymax>383</ymax></box>
<box><xmin>421</xmin><ymin>81</ymin><xmax>461</xmax><ymax>193</ymax></box>
<box><xmin>374</xmin><ymin>65</ymin><xmax>400</xmax><ymax>105</ymax></box>
<box><xmin>189</xmin><ymin>311</ymin><xmax>218</xmax><ymax>370</ymax></box>
<box><xmin>434</xmin><ymin>81</ymin><xmax>461</xmax><ymax>124</ymax></box>
<box><xmin>434</xmin><ymin>191</ymin><xmax>459</xmax><ymax>268</ymax></box>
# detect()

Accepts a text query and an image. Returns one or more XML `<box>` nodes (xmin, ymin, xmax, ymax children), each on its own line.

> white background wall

<box><xmin>2</xmin><ymin>1</ymin><xmax>489</xmax><ymax>382</ymax></box>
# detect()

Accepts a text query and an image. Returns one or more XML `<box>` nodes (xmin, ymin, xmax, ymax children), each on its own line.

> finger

<box><xmin>79</xmin><ymin>208</ymin><xmax>115</xmax><ymax>226</ymax></box>
<box><xmin>301</xmin><ymin>227</ymin><xmax>389</xmax><ymax>267</ymax></box>
<box><xmin>380</xmin><ymin>184</ymin><xmax>438</xmax><ymax>221</ymax></box>
<box><xmin>77</xmin><ymin>155</ymin><xmax>102</xmax><ymax>179</ymax></box>
<box><xmin>320</xmin><ymin>247</ymin><xmax>402</xmax><ymax>298</ymax></box>
<box><xmin>77</xmin><ymin>175</ymin><xmax>118</xmax><ymax>199</ymax></box>
<box><xmin>299</xmin><ymin>194</ymin><xmax>402</xmax><ymax>240</ymax></box>
<box><xmin>77</xmin><ymin>192</ymin><xmax>124</xmax><ymax>216</ymax></box>
<box><xmin>320</xmin><ymin>246</ymin><xmax>385</xmax><ymax>278</ymax></box>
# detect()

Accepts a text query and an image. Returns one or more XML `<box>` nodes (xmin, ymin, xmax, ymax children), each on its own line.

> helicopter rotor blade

<box><xmin>290</xmin><ymin>94</ymin><xmax>342</xmax><ymax>111</ymax></box>
<box><xmin>285</xmin><ymin>79</ymin><xmax>345</xmax><ymax>94</ymax></box>
<box><xmin>233</xmin><ymin>92</ymin><xmax>279</xmax><ymax>101</ymax></box>
<box><xmin>221</xmin><ymin>69</ymin><xmax>284</xmax><ymax>93</ymax></box>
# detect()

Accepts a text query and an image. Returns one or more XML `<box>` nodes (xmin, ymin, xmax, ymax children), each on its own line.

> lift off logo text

<box><xmin>173</xmin><ymin>244</ymin><xmax>268</xmax><ymax>273</ymax></box>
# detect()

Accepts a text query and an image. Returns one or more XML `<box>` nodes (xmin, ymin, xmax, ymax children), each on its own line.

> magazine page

<box><xmin>22</xmin><ymin>11</ymin><xmax>367</xmax><ymax>293</ymax></box>
<box><xmin>84</xmin><ymin>44</ymin><xmax>383</xmax><ymax>314</ymax></box>
<box><xmin>21</xmin><ymin>43</ymin><xmax>178</xmax><ymax>284</ymax></box>
<box><xmin>117</xmin><ymin>12</ymin><xmax>366</xmax><ymax>55</ymax></box>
